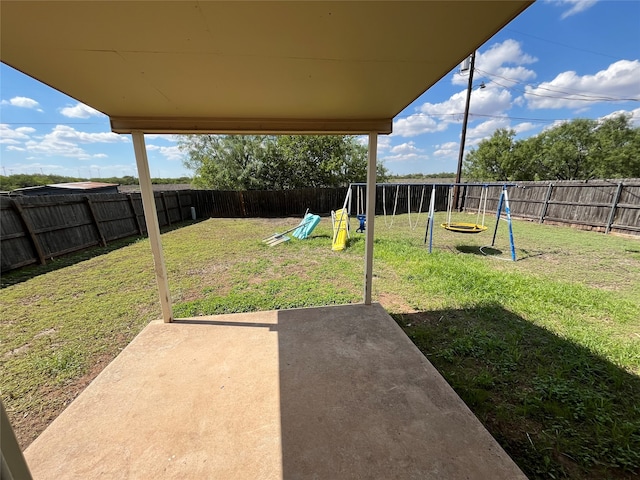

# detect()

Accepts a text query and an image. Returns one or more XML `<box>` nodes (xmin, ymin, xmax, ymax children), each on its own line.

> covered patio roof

<box><xmin>1</xmin><ymin>1</ymin><xmax>531</xmax><ymax>134</ymax></box>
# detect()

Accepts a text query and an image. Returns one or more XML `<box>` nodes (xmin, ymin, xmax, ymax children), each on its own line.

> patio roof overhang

<box><xmin>1</xmin><ymin>1</ymin><xmax>532</xmax><ymax>134</ymax></box>
<box><xmin>0</xmin><ymin>0</ymin><xmax>532</xmax><ymax>321</ymax></box>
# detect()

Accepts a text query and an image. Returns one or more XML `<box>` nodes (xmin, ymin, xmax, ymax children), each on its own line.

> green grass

<box><xmin>1</xmin><ymin>214</ymin><xmax>639</xmax><ymax>479</ymax></box>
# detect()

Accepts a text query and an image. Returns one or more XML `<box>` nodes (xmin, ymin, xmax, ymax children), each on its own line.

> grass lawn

<box><xmin>1</xmin><ymin>213</ymin><xmax>639</xmax><ymax>479</ymax></box>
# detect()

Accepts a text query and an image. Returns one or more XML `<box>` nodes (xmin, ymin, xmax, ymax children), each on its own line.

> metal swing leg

<box><xmin>491</xmin><ymin>187</ymin><xmax>516</xmax><ymax>261</ymax></box>
<box><xmin>423</xmin><ymin>186</ymin><xmax>436</xmax><ymax>252</ymax></box>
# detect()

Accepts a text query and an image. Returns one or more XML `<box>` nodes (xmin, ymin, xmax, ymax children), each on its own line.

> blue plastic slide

<box><xmin>292</xmin><ymin>213</ymin><xmax>321</xmax><ymax>239</ymax></box>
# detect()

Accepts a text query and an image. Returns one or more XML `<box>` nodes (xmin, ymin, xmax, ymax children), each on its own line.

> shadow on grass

<box><xmin>456</xmin><ymin>245</ymin><xmax>503</xmax><ymax>257</ymax></box>
<box><xmin>391</xmin><ymin>304</ymin><xmax>640</xmax><ymax>480</ymax></box>
<box><xmin>455</xmin><ymin>244</ymin><xmax>547</xmax><ymax>261</ymax></box>
<box><xmin>1</xmin><ymin>219</ymin><xmax>204</xmax><ymax>289</ymax></box>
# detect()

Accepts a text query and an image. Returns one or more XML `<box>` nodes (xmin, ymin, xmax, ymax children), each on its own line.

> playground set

<box><xmin>262</xmin><ymin>182</ymin><xmax>517</xmax><ymax>262</ymax></box>
<box><xmin>338</xmin><ymin>183</ymin><xmax>518</xmax><ymax>261</ymax></box>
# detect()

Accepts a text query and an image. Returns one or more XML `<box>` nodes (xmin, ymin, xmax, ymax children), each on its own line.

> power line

<box><xmin>394</xmin><ymin>111</ymin><xmax>568</xmax><ymax>124</ymax></box>
<box><xmin>475</xmin><ymin>68</ymin><xmax>640</xmax><ymax>103</ymax></box>
<box><xmin>504</xmin><ymin>27</ymin><xmax>625</xmax><ymax>61</ymax></box>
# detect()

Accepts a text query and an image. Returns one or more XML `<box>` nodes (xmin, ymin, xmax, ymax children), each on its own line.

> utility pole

<box><xmin>454</xmin><ymin>50</ymin><xmax>476</xmax><ymax>210</ymax></box>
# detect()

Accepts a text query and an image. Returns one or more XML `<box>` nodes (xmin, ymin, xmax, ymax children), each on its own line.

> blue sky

<box><xmin>1</xmin><ymin>0</ymin><xmax>639</xmax><ymax>179</ymax></box>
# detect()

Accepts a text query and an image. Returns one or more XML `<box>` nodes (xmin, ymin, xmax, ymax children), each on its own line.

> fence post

<box><xmin>175</xmin><ymin>191</ymin><xmax>184</xmax><ymax>221</ymax></box>
<box><xmin>85</xmin><ymin>196</ymin><xmax>107</xmax><ymax>247</ymax></box>
<box><xmin>160</xmin><ymin>192</ymin><xmax>171</xmax><ymax>226</ymax></box>
<box><xmin>127</xmin><ymin>194</ymin><xmax>144</xmax><ymax>235</ymax></box>
<box><xmin>605</xmin><ymin>182</ymin><xmax>624</xmax><ymax>234</ymax></box>
<box><xmin>539</xmin><ymin>183</ymin><xmax>554</xmax><ymax>223</ymax></box>
<box><xmin>239</xmin><ymin>191</ymin><xmax>247</xmax><ymax>217</ymax></box>
<box><xmin>12</xmin><ymin>198</ymin><xmax>47</xmax><ymax>265</ymax></box>
<box><xmin>460</xmin><ymin>185</ymin><xmax>468</xmax><ymax>212</ymax></box>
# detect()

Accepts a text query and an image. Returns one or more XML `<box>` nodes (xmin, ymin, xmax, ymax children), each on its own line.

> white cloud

<box><xmin>59</xmin><ymin>102</ymin><xmax>104</xmax><ymax>119</ymax></box>
<box><xmin>377</xmin><ymin>135</ymin><xmax>392</xmax><ymax>151</ymax></box>
<box><xmin>46</xmin><ymin>125</ymin><xmax>128</xmax><ymax>144</ymax></box>
<box><xmin>390</xmin><ymin>141</ymin><xmax>423</xmax><ymax>156</ymax></box>
<box><xmin>424</xmin><ymin>87</ymin><xmax>513</xmax><ymax>118</ymax></box>
<box><xmin>146</xmin><ymin>144</ymin><xmax>184</xmax><ymax>161</ymax></box>
<box><xmin>355</xmin><ymin>134</ymin><xmax>392</xmax><ymax>152</ymax></box>
<box><xmin>393</xmin><ymin>114</ymin><xmax>444</xmax><ymax>137</ymax></box>
<box><xmin>381</xmin><ymin>141</ymin><xmax>428</xmax><ymax>163</ymax></box>
<box><xmin>394</xmin><ymin>86</ymin><xmax>514</xmax><ymax>138</ymax></box>
<box><xmin>542</xmin><ymin>119</ymin><xmax>570</xmax><ymax>132</ymax></box>
<box><xmin>600</xmin><ymin>108</ymin><xmax>640</xmax><ymax>128</ymax></box>
<box><xmin>0</xmin><ymin>124</ymin><xmax>36</xmax><ymax>144</ymax></box>
<box><xmin>466</xmin><ymin>118</ymin><xmax>512</xmax><ymax>146</ymax></box>
<box><xmin>1</xmin><ymin>96</ymin><xmax>43</xmax><ymax>111</ymax></box>
<box><xmin>3</xmin><ymin>162</ymin><xmax>65</xmax><ymax>174</ymax></box>
<box><xmin>380</xmin><ymin>151</ymin><xmax>429</xmax><ymax>164</ymax></box>
<box><xmin>546</xmin><ymin>0</ymin><xmax>598</xmax><ymax>19</ymax></box>
<box><xmin>513</xmin><ymin>122</ymin><xmax>537</xmax><ymax>135</ymax></box>
<box><xmin>6</xmin><ymin>145</ymin><xmax>26</xmax><ymax>151</ymax></box>
<box><xmin>525</xmin><ymin>60</ymin><xmax>640</xmax><ymax>110</ymax></box>
<box><xmin>433</xmin><ymin>142</ymin><xmax>459</xmax><ymax>158</ymax></box>
<box><xmin>453</xmin><ymin>39</ymin><xmax>537</xmax><ymax>86</ymax></box>
<box><xmin>23</xmin><ymin>125</ymin><xmax>128</xmax><ymax>159</ymax></box>
<box><xmin>84</xmin><ymin>163</ymin><xmax>138</xmax><ymax>178</ymax></box>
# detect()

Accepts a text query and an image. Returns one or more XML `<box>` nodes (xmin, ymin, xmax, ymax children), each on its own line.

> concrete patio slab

<box><xmin>24</xmin><ymin>303</ymin><xmax>526</xmax><ymax>479</ymax></box>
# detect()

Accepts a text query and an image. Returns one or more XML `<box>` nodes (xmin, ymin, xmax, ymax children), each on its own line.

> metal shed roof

<box><xmin>0</xmin><ymin>1</ymin><xmax>532</xmax><ymax>134</ymax></box>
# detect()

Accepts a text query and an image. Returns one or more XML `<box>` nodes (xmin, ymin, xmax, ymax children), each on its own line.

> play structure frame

<box><xmin>347</xmin><ymin>182</ymin><xmax>518</xmax><ymax>261</ymax></box>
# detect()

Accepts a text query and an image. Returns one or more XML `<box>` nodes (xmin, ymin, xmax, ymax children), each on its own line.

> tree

<box><xmin>463</xmin><ymin>129</ymin><xmax>520</xmax><ymax>181</ymax></box>
<box><xmin>462</xmin><ymin>116</ymin><xmax>640</xmax><ymax>181</ymax></box>
<box><xmin>591</xmin><ymin>114</ymin><xmax>640</xmax><ymax>179</ymax></box>
<box><xmin>179</xmin><ymin>135</ymin><xmax>267</xmax><ymax>190</ymax></box>
<box><xmin>536</xmin><ymin>119</ymin><xmax>599</xmax><ymax>180</ymax></box>
<box><xmin>178</xmin><ymin>134</ymin><xmax>387</xmax><ymax>190</ymax></box>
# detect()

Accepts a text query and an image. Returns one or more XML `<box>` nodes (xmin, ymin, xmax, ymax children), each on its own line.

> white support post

<box><xmin>363</xmin><ymin>133</ymin><xmax>377</xmax><ymax>305</ymax></box>
<box><xmin>132</xmin><ymin>132</ymin><xmax>173</xmax><ymax>323</ymax></box>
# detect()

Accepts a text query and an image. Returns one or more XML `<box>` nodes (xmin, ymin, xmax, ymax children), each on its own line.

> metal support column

<box><xmin>132</xmin><ymin>132</ymin><xmax>173</xmax><ymax>323</ymax></box>
<box><xmin>363</xmin><ymin>133</ymin><xmax>377</xmax><ymax>305</ymax></box>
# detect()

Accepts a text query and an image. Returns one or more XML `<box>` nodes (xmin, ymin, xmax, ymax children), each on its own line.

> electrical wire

<box><xmin>474</xmin><ymin>68</ymin><xmax>640</xmax><ymax>103</ymax></box>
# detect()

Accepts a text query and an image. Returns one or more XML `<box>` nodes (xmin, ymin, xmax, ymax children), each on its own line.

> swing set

<box><xmin>352</xmin><ymin>183</ymin><xmax>427</xmax><ymax>233</ymax></box>
<box><xmin>346</xmin><ymin>182</ymin><xmax>518</xmax><ymax>261</ymax></box>
<box><xmin>424</xmin><ymin>184</ymin><xmax>517</xmax><ymax>261</ymax></box>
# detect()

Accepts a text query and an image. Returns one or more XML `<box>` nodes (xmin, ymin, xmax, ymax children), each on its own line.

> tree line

<box><xmin>178</xmin><ymin>134</ymin><xmax>388</xmax><ymax>190</ymax></box>
<box><xmin>463</xmin><ymin>114</ymin><xmax>640</xmax><ymax>181</ymax></box>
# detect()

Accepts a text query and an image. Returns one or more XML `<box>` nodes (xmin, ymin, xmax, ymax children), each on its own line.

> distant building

<box><xmin>11</xmin><ymin>181</ymin><xmax>120</xmax><ymax>196</ymax></box>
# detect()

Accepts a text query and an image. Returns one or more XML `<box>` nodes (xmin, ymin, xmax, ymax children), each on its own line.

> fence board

<box><xmin>0</xmin><ymin>198</ymin><xmax>44</xmax><ymax>270</ymax></box>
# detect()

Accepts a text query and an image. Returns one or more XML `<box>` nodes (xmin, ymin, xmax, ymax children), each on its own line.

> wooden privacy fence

<box><xmin>191</xmin><ymin>185</ymin><xmax>449</xmax><ymax>219</ymax></box>
<box><xmin>1</xmin><ymin>191</ymin><xmax>193</xmax><ymax>272</ymax></box>
<box><xmin>460</xmin><ymin>180</ymin><xmax>640</xmax><ymax>236</ymax></box>
<box><xmin>191</xmin><ymin>188</ymin><xmax>349</xmax><ymax>218</ymax></box>
<box><xmin>3</xmin><ymin>181</ymin><xmax>638</xmax><ymax>272</ymax></box>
